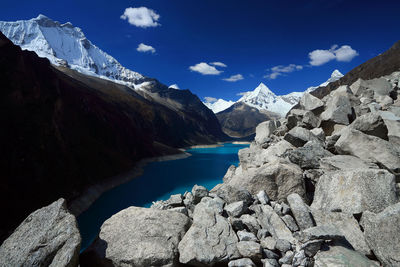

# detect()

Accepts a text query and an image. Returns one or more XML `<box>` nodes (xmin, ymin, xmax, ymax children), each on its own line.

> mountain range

<box><xmin>206</xmin><ymin>70</ymin><xmax>343</xmax><ymax>137</ymax></box>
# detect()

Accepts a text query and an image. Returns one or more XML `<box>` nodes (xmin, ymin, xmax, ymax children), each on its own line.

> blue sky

<box><xmin>2</xmin><ymin>0</ymin><xmax>400</xmax><ymax>102</ymax></box>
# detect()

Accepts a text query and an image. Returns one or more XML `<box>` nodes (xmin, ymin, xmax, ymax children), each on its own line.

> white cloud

<box><xmin>121</xmin><ymin>7</ymin><xmax>160</xmax><ymax>28</ymax></box>
<box><xmin>137</xmin><ymin>43</ymin><xmax>156</xmax><ymax>53</ymax></box>
<box><xmin>189</xmin><ymin>62</ymin><xmax>223</xmax><ymax>75</ymax></box>
<box><xmin>204</xmin><ymin>96</ymin><xmax>217</xmax><ymax>103</ymax></box>
<box><xmin>264</xmin><ymin>64</ymin><xmax>303</xmax><ymax>79</ymax></box>
<box><xmin>210</xmin><ymin>62</ymin><xmax>227</xmax><ymax>67</ymax></box>
<box><xmin>222</xmin><ymin>74</ymin><xmax>244</xmax><ymax>82</ymax></box>
<box><xmin>169</xmin><ymin>84</ymin><xmax>180</xmax><ymax>89</ymax></box>
<box><xmin>309</xmin><ymin>45</ymin><xmax>358</xmax><ymax>66</ymax></box>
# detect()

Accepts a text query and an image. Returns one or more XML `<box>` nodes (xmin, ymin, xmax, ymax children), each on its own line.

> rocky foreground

<box><xmin>1</xmin><ymin>70</ymin><xmax>400</xmax><ymax>266</ymax></box>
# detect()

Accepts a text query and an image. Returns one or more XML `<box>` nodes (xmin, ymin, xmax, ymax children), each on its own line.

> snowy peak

<box><xmin>0</xmin><ymin>15</ymin><xmax>145</xmax><ymax>86</ymax></box>
<box><xmin>204</xmin><ymin>99</ymin><xmax>235</xmax><ymax>113</ymax></box>
<box><xmin>306</xmin><ymin>69</ymin><xmax>343</xmax><ymax>92</ymax></box>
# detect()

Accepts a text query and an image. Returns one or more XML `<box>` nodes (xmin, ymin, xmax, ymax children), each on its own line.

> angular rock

<box><xmin>320</xmin><ymin>94</ymin><xmax>353</xmax><ymax>125</ymax></box>
<box><xmin>237</xmin><ymin>230</ymin><xmax>258</xmax><ymax>242</ymax></box>
<box><xmin>287</xmin><ymin>193</ymin><xmax>314</xmax><ymax>230</ymax></box>
<box><xmin>384</xmin><ymin>117</ymin><xmax>400</xmax><ymax>146</ymax></box>
<box><xmin>192</xmin><ymin>184</ymin><xmax>209</xmax><ymax>204</ymax></box>
<box><xmin>292</xmin><ymin>250</ymin><xmax>309</xmax><ymax>267</ymax></box>
<box><xmin>296</xmin><ymin>225</ymin><xmax>344</xmax><ymax>243</ymax></box>
<box><xmin>170</xmin><ymin>206</ymin><xmax>189</xmax><ymax>216</ymax></box>
<box><xmin>225</xmin><ymin>201</ymin><xmax>247</xmax><ymax>217</ymax></box>
<box><xmin>314</xmin><ymin>244</ymin><xmax>379</xmax><ymax>267</ymax></box>
<box><xmin>179</xmin><ymin>199</ymin><xmax>239</xmax><ymax>265</ymax></box>
<box><xmin>257</xmin><ymin>229</ymin><xmax>270</xmax><ymax>240</ymax></box>
<box><xmin>287</xmin><ymin>109</ymin><xmax>321</xmax><ymax>129</ymax></box>
<box><xmin>349</xmin><ymin>113</ymin><xmax>388</xmax><ymax>140</ymax></box>
<box><xmin>200</xmin><ymin>196</ymin><xmax>225</xmax><ymax>214</ymax></box>
<box><xmin>0</xmin><ymin>199</ymin><xmax>81</xmax><ymax>267</ymax></box>
<box><xmin>311</xmin><ymin>209</ymin><xmax>370</xmax><ymax>255</ymax></box>
<box><xmin>257</xmin><ymin>205</ymin><xmax>294</xmax><ymax>242</ymax></box>
<box><xmin>212</xmin><ymin>184</ymin><xmax>253</xmax><ymax>206</ymax></box>
<box><xmin>262</xmin><ymin>249</ymin><xmax>280</xmax><ymax>260</ymax></box>
<box><xmin>300</xmin><ymin>92</ymin><xmax>324</xmax><ymax>112</ymax></box>
<box><xmin>319</xmin><ymin>155</ymin><xmax>377</xmax><ymax>171</ymax></box>
<box><xmin>288</xmin><ymin>142</ymin><xmax>333</xmax><ymax>169</ymax></box>
<box><xmin>311</xmin><ymin>169</ymin><xmax>398</xmax><ymax>214</ymax></box>
<box><xmin>275</xmin><ymin>239</ymin><xmax>292</xmax><ymax>253</ymax></box>
<box><xmin>281</xmin><ymin>214</ymin><xmax>299</xmax><ymax>232</ymax></box>
<box><xmin>361</xmin><ymin>202</ymin><xmax>400</xmax><ymax>267</ymax></box>
<box><xmin>228</xmin><ymin>258</ymin><xmax>256</xmax><ymax>267</ymax></box>
<box><xmin>167</xmin><ymin>193</ymin><xmax>184</xmax><ymax>207</ymax></box>
<box><xmin>301</xmin><ymin>239</ymin><xmax>324</xmax><ymax>257</ymax></box>
<box><xmin>261</xmin><ymin>258</ymin><xmax>279</xmax><ymax>267</ymax></box>
<box><xmin>284</xmin><ymin>126</ymin><xmax>320</xmax><ymax>147</ymax></box>
<box><xmin>81</xmin><ymin>206</ymin><xmax>190</xmax><ymax>267</ymax></box>
<box><xmin>335</xmin><ymin>128</ymin><xmax>400</xmax><ymax>173</ymax></box>
<box><xmin>257</xmin><ymin>190</ymin><xmax>270</xmax><ymax>205</ymax></box>
<box><xmin>279</xmin><ymin>251</ymin><xmax>294</xmax><ymax>265</ymax></box>
<box><xmin>260</xmin><ymin>236</ymin><xmax>276</xmax><ymax>250</ymax></box>
<box><xmin>310</xmin><ymin>127</ymin><xmax>325</xmax><ymax>141</ymax></box>
<box><xmin>255</xmin><ymin>120</ymin><xmax>281</xmax><ymax>145</ymax></box>
<box><xmin>240</xmin><ymin>214</ymin><xmax>261</xmax><ymax>235</ymax></box>
<box><xmin>237</xmin><ymin>241</ymin><xmax>263</xmax><ymax>260</ymax></box>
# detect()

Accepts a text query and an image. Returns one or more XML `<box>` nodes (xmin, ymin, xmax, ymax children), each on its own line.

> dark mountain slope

<box><xmin>216</xmin><ymin>102</ymin><xmax>280</xmax><ymax>138</ymax></box>
<box><xmin>312</xmin><ymin>40</ymin><xmax>400</xmax><ymax>99</ymax></box>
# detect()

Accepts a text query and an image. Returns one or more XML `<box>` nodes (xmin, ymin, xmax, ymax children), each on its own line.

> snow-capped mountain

<box><xmin>204</xmin><ymin>70</ymin><xmax>344</xmax><ymax>116</ymax></box>
<box><xmin>204</xmin><ymin>99</ymin><xmax>235</xmax><ymax>113</ymax></box>
<box><xmin>0</xmin><ymin>15</ymin><xmax>145</xmax><ymax>86</ymax></box>
<box><xmin>305</xmin><ymin>69</ymin><xmax>343</xmax><ymax>93</ymax></box>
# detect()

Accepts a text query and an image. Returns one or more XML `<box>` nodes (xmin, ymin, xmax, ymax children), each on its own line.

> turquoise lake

<box><xmin>77</xmin><ymin>142</ymin><xmax>249</xmax><ymax>251</ymax></box>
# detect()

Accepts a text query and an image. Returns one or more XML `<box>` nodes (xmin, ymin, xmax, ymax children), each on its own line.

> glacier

<box><xmin>0</xmin><ymin>14</ymin><xmax>145</xmax><ymax>87</ymax></box>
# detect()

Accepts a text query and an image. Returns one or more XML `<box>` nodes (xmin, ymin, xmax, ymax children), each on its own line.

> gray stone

<box><xmin>349</xmin><ymin>112</ymin><xmax>388</xmax><ymax>140</ymax></box>
<box><xmin>179</xmin><ymin>199</ymin><xmax>239</xmax><ymax>265</ymax></box>
<box><xmin>228</xmin><ymin>258</ymin><xmax>256</xmax><ymax>267</ymax></box>
<box><xmin>257</xmin><ymin>190</ymin><xmax>270</xmax><ymax>205</ymax></box>
<box><xmin>273</xmin><ymin>203</ymin><xmax>283</xmax><ymax>215</ymax></box>
<box><xmin>212</xmin><ymin>184</ymin><xmax>253</xmax><ymax>206</ymax></box>
<box><xmin>287</xmin><ymin>109</ymin><xmax>321</xmax><ymax>129</ymax></box>
<box><xmin>301</xmin><ymin>239</ymin><xmax>324</xmax><ymax>257</ymax></box>
<box><xmin>361</xmin><ymin>202</ymin><xmax>400</xmax><ymax>267</ymax></box>
<box><xmin>288</xmin><ymin>142</ymin><xmax>333</xmax><ymax>169</ymax></box>
<box><xmin>314</xmin><ymin>244</ymin><xmax>379</xmax><ymax>267</ymax></box>
<box><xmin>240</xmin><ymin>214</ymin><xmax>261</xmax><ymax>235</ymax></box>
<box><xmin>257</xmin><ymin>205</ymin><xmax>294</xmax><ymax>242</ymax></box>
<box><xmin>281</xmin><ymin>214</ymin><xmax>299</xmax><ymax>232</ymax></box>
<box><xmin>260</xmin><ymin>236</ymin><xmax>276</xmax><ymax>250</ymax></box>
<box><xmin>292</xmin><ymin>250</ymin><xmax>308</xmax><ymax>267</ymax></box>
<box><xmin>82</xmin><ymin>206</ymin><xmax>190</xmax><ymax>267</ymax></box>
<box><xmin>262</xmin><ymin>249</ymin><xmax>280</xmax><ymax>260</ymax></box>
<box><xmin>311</xmin><ymin>169</ymin><xmax>398</xmax><ymax>214</ymax></box>
<box><xmin>279</xmin><ymin>251</ymin><xmax>294</xmax><ymax>265</ymax></box>
<box><xmin>287</xmin><ymin>193</ymin><xmax>314</xmax><ymax>230</ymax></box>
<box><xmin>237</xmin><ymin>241</ymin><xmax>262</xmax><ymax>260</ymax></box>
<box><xmin>335</xmin><ymin>128</ymin><xmax>400</xmax><ymax>173</ymax></box>
<box><xmin>192</xmin><ymin>184</ymin><xmax>209</xmax><ymax>204</ymax></box>
<box><xmin>237</xmin><ymin>230</ymin><xmax>258</xmax><ymax>242</ymax></box>
<box><xmin>0</xmin><ymin>199</ymin><xmax>80</xmax><ymax>267</ymax></box>
<box><xmin>255</xmin><ymin>120</ymin><xmax>281</xmax><ymax>145</ymax></box>
<box><xmin>261</xmin><ymin>258</ymin><xmax>279</xmax><ymax>267</ymax></box>
<box><xmin>311</xmin><ymin>209</ymin><xmax>370</xmax><ymax>255</ymax></box>
<box><xmin>170</xmin><ymin>206</ymin><xmax>189</xmax><ymax>216</ymax></box>
<box><xmin>284</xmin><ymin>126</ymin><xmax>321</xmax><ymax>147</ymax></box>
<box><xmin>320</xmin><ymin>95</ymin><xmax>353</xmax><ymax>125</ymax></box>
<box><xmin>231</xmin><ymin>218</ymin><xmax>246</xmax><ymax>232</ymax></box>
<box><xmin>320</xmin><ymin>155</ymin><xmax>377</xmax><ymax>171</ymax></box>
<box><xmin>296</xmin><ymin>225</ymin><xmax>344</xmax><ymax>243</ymax></box>
<box><xmin>300</xmin><ymin>92</ymin><xmax>324</xmax><ymax>111</ymax></box>
<box><xmin>281</xmin><ymin>203</ymin><xmax>290</xmax><ymax>215</ymax></box>
<box><xmin>200</xmin><ymin>196</ymin><xmax>225</xmax><ymax>214</ymax></box>
<box><xmin>275</xmin><ymin>239</ymin><xmax>292</xmax><ymax>253</ymax></box>
<box><xmin>310</xmin><ymin>127</ymin><xmax>325</xmax><ymax>141</ymax></box>
<box><xmin>225</xmin><ymin>201</ymin><xmax>247</xmax><ymax>217</ymax></box>
<box><xmin>384</xmin><ymin>117</ymin><xmax>400</xmax><ymax>146</ymax></box>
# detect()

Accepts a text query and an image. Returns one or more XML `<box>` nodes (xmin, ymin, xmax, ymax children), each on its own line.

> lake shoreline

<box><xmin>68</xmin><ymin>151</ymin><xmax>192</xmax><ymax>217</ymax></box>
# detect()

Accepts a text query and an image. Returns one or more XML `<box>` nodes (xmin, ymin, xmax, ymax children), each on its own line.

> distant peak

<box><xmin>331</xmin><ymin>69</ymin><xmax>343</xmax><ymax>78</ymax></box>
<box><xmin>33</xmin><ymin>14</ymin><xmax>59</xmax><ymax>27</ymax></box>
<box><xmin>253</xmin><ymin>82</ymin><xmax>274</xmax><ymax>95</ymax></box>
<box><xmin>35</xmin><ymin>14</ymin><xmax>49</xmax><ymax>20</ymax></box>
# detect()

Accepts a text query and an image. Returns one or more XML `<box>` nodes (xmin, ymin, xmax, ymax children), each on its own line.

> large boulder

<box><xmin>178</xmin><ymin>198</ymin><xmax>240</xmax><ymax>265</ymax></box>
<box><xmin>0</xmin><ymin>199</ymin><xmax>81</xmax><ymax>267</ymax></box>
<box><xmin>383</xmin><ymin>116</ymin><xmax>400</xmax><ymax>146</ymax></box>
<box><xmin>286</xmin><ymin>109</ymin><xmax>321</xmax><ymax>130</ymax></box>
<box><xmin>225</xmin><ymin>159</ymin><xmax>305</xmax><ymax>203</ymax></box>
<box><xmin>287</xmin><ymin>193</ymin><xmax>314</xmax><ymax>230</ymax></box>
<box><xmin>81</xmin><ymin>206</ymin><xmax>190</xmax><ymax>267</ymax></box>
<box><xmin>361</xmin><ymin>202</ymin><xmax>400</xmax><ymax>267</ymax></box>
<box><xmin>255</xmin><ymin>120</ymin><xmax>281</xmax><ymax>145</ymax></box>
<box><xmin>287</xmin><ymin>142</ymin><xmax>333</xmax><ymax>169</ymax></box>
<box><xmin>257</xmin><ymin>205</ymin><xmax>294</xmax><ymax>243</ymax></box>
<box><xmin>320</xmin><ymin>94</ymin><xmax>353</xmax><ymax>125</ymax></box>
<box><xmin>300</xmin><ymin>92</ymin><xmax>324</xmax><ymax>112</ymax></box>
<box><xmin>335</xmin><ymin>128</ymin><xmax>400</xmax><ymax>173</ymax></box>
<box><xmin>211</xmin><ymin>184</ymin><xmax>253</xmax><ymax>206</ymax></box>
<box><xmin>319</xmin><ymin>155</ymin><xmax>377</xmax><ymax>171</ymax></box>
<box><xmin>311</xmin><ymin>169</ymin><xmax>398</xmax><ymax>214</ymax></box>
<box><xmin>283</xmin><ymin>127</ymin><xmax>321</xmax><ymax>147</ymax></box>
<box><xmin>349</xmin><ymin>113</ymin><xmax>388</xmax><ymax>140</ymax></box>
<box><xmin>311</xmin><ymin>209</ymin><xmax>370</xmax><ymax>255</ymax></box>
<box><xmin>314</xmin><ymin>244</ymin><xmax>379</xmax><ymax>267</ymax></box>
